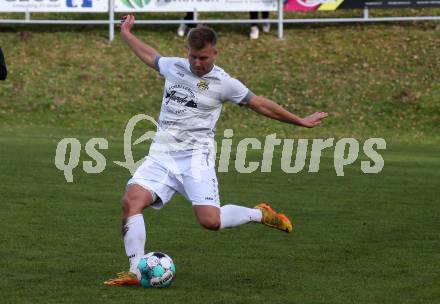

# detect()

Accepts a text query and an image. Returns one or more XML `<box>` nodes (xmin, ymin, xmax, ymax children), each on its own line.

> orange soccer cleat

<box><xmin>104</xmin><ymin>271</ymin><xmax>140</xmax><ymax>286</ymax></box>
<box><xmin>255</xmin><ymin>203</ymin><xmax>293</xmax><ymax>233</ymax></box>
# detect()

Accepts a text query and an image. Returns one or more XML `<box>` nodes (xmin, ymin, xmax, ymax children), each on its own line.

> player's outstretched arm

<box><xmin>120</xmin><ymin>15</ymin><xmax>160</xmax><ymax>70</ymax></box>
<box><xmin>247</xmin><ymin>95</ymin><xmax>328</xmax><ymax>128</ymax></box>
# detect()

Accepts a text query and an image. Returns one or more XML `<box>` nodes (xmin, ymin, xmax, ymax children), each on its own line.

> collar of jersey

<box><xmin>187</xmin><ymin>59</ymin><xmax>215</xmax><ymax>78</ymax></box>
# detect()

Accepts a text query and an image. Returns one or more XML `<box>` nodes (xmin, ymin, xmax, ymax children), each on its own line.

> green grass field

<box><xmin>1</xmin><ymin>11</ymin><xmax>440</xmax><ymax>303</ymax></box>
<box><xmin>0</xmin><ymin>133</ymin><xmax>439</xmax><ymax>303</ymax></box>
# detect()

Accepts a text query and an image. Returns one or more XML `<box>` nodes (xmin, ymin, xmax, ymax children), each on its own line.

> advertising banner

<box><xmin>284</xmin><ymin>0</ymin><xmax>362</xmax><ymax>11</ymax></box>
<box><xmin>0</xmin><ymin>0</ymin><xmax>108</xmax><ymax>12</ymax></box>
<box><xmin>114</xmin><ymin>0</ymin><xmax>278</xmax><ymax>12</ymax></box>
<box><xmin>1</xmin><ymin>0</ymin><xmax>438</xmax><ymax>14</ymax></box>
<box><xmin>365</xmin><ymin>1</ymin><xmax>440</xmax><ymax>8</ymax></box>
<box><xmin>283</xmin><ymin>0</ymin><xmax>440</xmax><ymax>11</ymax></box>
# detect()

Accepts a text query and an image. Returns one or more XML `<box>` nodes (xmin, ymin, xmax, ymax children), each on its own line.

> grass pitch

<box><xmin>0</xmin><ymin>13</ymin><xmax>439</xmax><ymax>303</ymax></box>
<box><xmin>0</xmin><ymin>133</ymin><xmax>439</xmax><ymax>303</ymax></box>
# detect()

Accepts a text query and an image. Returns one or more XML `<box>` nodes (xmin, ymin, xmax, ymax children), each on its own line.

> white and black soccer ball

<box><xmin>137</xmin><ymin>252</ymin><xmax>176</xmax><ymax>288</ymax></box>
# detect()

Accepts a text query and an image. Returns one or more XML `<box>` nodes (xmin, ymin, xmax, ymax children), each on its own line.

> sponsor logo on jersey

<box><xmin>165</xmin><ymin>84</ymin><xmax>198</xmax><ymax>109</ymax></box>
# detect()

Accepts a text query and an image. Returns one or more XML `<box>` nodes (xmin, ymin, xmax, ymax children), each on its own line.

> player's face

<box><xmin>188</xmin><ymin>44</ymin><xmax>218</xmax><ymax>77</ymax></box>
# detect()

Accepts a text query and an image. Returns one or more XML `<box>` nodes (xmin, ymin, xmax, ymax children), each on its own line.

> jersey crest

<box><xmin>197</xmin><ymin>80</ymin><xmax>210</xmax><ymax>91</ymax></box>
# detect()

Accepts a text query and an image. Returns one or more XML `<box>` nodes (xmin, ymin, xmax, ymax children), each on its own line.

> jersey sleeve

<box><xmin>154</xmin><ymin>56</ymin><xmax>178</xmax><ymax>77</ymax></box>
<box><xmin>222</xmin><ymin>77</ymin><xmax>254</xmax><ymax>106</ymax></box>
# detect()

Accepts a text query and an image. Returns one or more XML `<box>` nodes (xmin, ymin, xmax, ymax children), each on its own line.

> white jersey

<box><xmin>149</xmin><ymin>56</ymin><xmax>253</xmax><ymax>153</ymax></box>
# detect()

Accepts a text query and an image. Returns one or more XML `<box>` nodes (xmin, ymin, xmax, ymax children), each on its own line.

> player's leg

<box><xmin>220</xmin><ymin>203</ymin><xmax>293</xmax><ymax>232</ymax></box>
<box><xmin>192</xmin><ymin>203</ymin><xmax>293</xmax><ymax>233</ymax></box>
<box><xmin>193</xmin><ymin>205</ymin><xmax>221</xmax><ymax>230</ymax></box>
<box><xmin>192</xmin><ymin>204</ymin><xmax>261</xmax><ymax>230</ymax></box>
<box><xmin>219</xmin><ymin>204</ymin><xmax>262</xmax><ymax>229</ymax></box>
<box><xmin>185</xmin><ymin>162</ymin><xmax>291</xmax><ymax>232</ymax></box>
<box><xmin>121</xmin><ymin>184</ymin><xmax>155</xmax><ymax>273</ymax></box>
<box><xmin>104</xmin><ymin>184</ymin><xmax>155</xmax><ymax>286</ymax></box>
<box><xmin>122</xmin><ymin>184</ymin><xmax>154</xmax><ymax>219</ymax></box>
<box><xmin>105</xmin><ymin>156</ymin><xmax>176</xmax><ymax>286</ymax></box>
<box><xmin>185</xmin><ymin>151</ymin><xmax>293</xmax><ymax>232</ymax></box>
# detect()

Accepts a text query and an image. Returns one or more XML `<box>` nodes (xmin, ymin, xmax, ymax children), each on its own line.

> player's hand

<box><xmin>120</xmin><ymin>14</ymin><xmax>135</xmax><ymax>34</ymax></box>
<box><xmin>300</xmin><ymin>112</ymin><xmax>328</xmax><ymax>128</ymax></box>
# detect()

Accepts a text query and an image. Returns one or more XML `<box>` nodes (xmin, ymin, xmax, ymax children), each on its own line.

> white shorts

<box><xmin>127</xmin><ymin>149</ymin><xmax>220</xmax><ymax>209</ymax></box>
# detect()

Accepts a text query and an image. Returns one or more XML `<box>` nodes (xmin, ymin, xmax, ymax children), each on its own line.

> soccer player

<box><xmin>104</xmin><ymin>15</ymin><xmax>328</xmax><ymax>286</ymax></box>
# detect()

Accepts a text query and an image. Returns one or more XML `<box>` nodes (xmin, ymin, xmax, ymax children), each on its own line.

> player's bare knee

<box><xmin>121</xmin><ymin>193</ymin><xmax>144</xmax><ymax>218</ymax></box>
<box><xmin>200</xmin><ymin>217</ymin><xmax>221</xmax><ymax>231</ymax></box>
<box><xmin>121</xmin><ymin>196</ymin><xmax>133</xmax><ymax>216</ymax></box>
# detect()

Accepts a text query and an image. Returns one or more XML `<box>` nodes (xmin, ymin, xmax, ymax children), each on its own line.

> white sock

<box><xmin>123</xmin><ymin>214</ymin><xmax>146</xmax><ymax>274</ymax></box>
<box><xmin>219</xmin><ymin>204</ymin><xmax>262</xmax><ymax>229</ymax></box>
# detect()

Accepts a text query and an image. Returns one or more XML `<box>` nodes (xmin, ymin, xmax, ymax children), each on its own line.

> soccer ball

<box><xmin>137</xmin><ymin>252</ymin><xmax>176</xmax><ymax>288</ymax></box>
